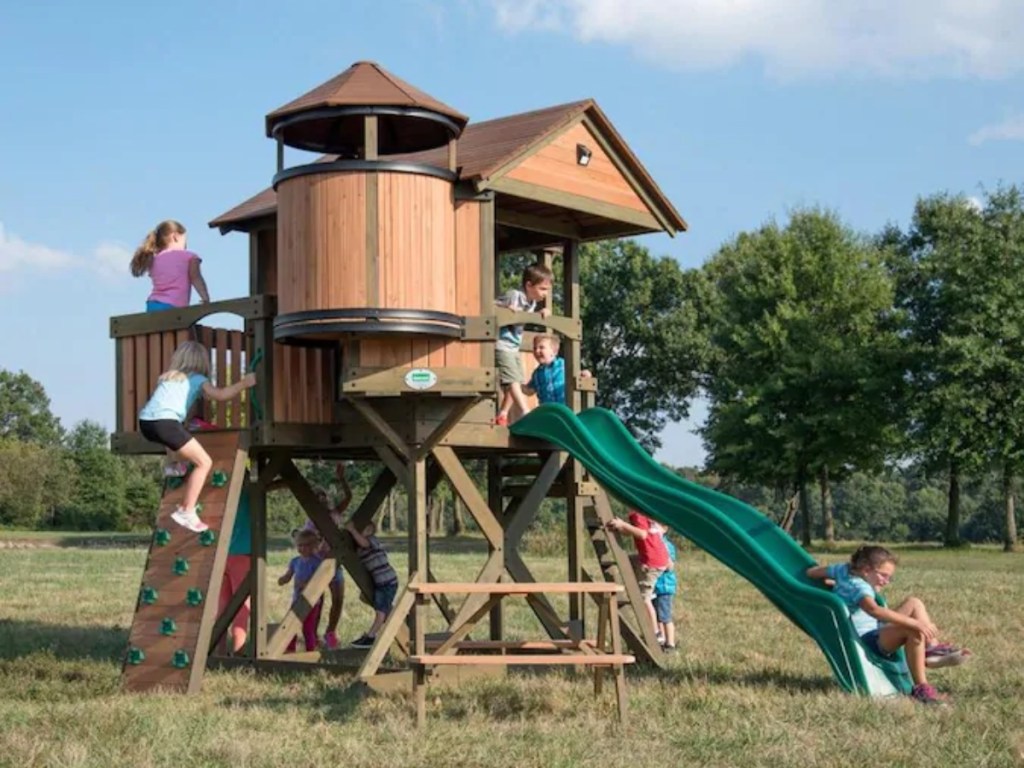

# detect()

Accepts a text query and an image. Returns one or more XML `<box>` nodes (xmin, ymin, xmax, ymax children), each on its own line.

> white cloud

<box><xmin>487</xmin><ymin>0</ymin><xmax>1024</xmax><ymax>79</ymax></box>
<box><xmin>968</xmin><ymin>114</ymin><xmax>1024</xmax><ymax>145</ymax></box>
<box><xmin>0</xmin><ymin>222</ymin><xmax>131</xmax><ymax>282</ymax></box>
<box><xmin>0</xmin><ymin>223</ymin><xmax>76</xmax><ymax>274</ymax></box>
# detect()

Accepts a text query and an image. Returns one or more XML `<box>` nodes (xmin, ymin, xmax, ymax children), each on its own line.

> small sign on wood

<box><xmin>404</xmin><ymin>369</ymin><xmax>438</xmax><ymax>391</ymax></box>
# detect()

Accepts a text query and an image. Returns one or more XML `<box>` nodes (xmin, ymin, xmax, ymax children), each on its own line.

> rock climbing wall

<box><xmin>122</xmin><ymin>430</ymin><xmax>248</xmax><ymax>693</ymax></box>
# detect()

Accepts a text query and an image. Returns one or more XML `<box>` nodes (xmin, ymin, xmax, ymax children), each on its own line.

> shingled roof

<box><xmin>267</xmin><ymin>61</ymin><xmax>468</xmax><ymax>135</ymax></box>
<box><xmin>211</xmin><ymin>99</ymin><xmax>686</xmax><ymax>234</ymax></box>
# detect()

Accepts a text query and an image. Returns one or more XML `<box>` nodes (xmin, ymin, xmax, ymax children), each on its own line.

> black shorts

<box><xmin>139</xmin><ymin>419</ymin><xmax>193</xmax><ymax>451</ymax></box>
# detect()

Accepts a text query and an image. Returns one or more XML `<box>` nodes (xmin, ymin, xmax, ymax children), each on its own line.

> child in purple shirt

<box><xmin>278</xmin><ymin>529</ymin><xmax>336</xmax><ymax>652</ymax></box>
<box><xmin>130</xmin><ymin>219</ymin><xmax>211</xmax><ymax>311</ymax></box>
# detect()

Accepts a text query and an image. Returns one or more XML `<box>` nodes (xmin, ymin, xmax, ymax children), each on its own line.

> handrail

<box><xmin>110</xmin><ymin>295</ymin><xmax>276</xmax><ymax>338</ymax></box>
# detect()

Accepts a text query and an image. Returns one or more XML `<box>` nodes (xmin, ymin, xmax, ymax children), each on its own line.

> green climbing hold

<box><xmin>210</xmin><ymin>470</ymin><xmax>228</xmax><ymax>488</ymax></box>
<box><xmin>126</xmin><ymin>646</ymin><xmax>146</xmax><ymax>665</ymax></box>
<box><xmin>166</xmin><ymin>476</ymin><xmax>185</xmax><ymax>490</ymax></box>
<box><xmin>159</xmin><ymin>617</ymin><xmax>178</xmax><ymax>636</ymax></box>
<box><xmin>185</xmin><ymin>588</ymin><xmax>204</xmax><ymax>607</ymax></box>
<box><xmin>199</xmin><ymin>529</ymin><xmax>216</xmax><ymax>547</ymax></box>
<box><xmin>140</xmin><ymin>586</ymin><xmax>158</xmax><ymax>605</ymax></box>
<box><xmin>154</xmin><ymin>528</ymin><xmax>171</xmax><ymax>547</ymax></box>
<box><xmin>173</xmin><ymin>557</ymin><xmax>189</xmax><ymax>576</ymax></box>
<box><xmin>171</xmin><ymin>649</ymin><xmax>190</xmax><ymax>669</ymax></box>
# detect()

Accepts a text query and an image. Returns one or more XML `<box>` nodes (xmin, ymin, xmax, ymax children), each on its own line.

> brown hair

<box><xmin>295</xmin><ymin>529</ymin><xmax>319</xmax><ymax>546</ymax></box>
<box><xmin>130</xmin><ymin>220</ymin><xmax>186</xmax><ymax>277</ymax></box>
<box><xmin>532</xmin><ymin>333</ymin><xmax>561</xmax><ymax>351</ymax></box>
<box><xmin>850</xmin><ymin>545</ymin><xmax>897</xmax><ymax>573</ymax></box>
<box><xmin>522</xmin><ymin>262</ymin><xmax>553</xmax><ymax>288</ymax></box>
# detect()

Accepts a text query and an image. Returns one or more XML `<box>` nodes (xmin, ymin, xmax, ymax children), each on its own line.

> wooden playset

<box><xmin>110</xmin><ymin>61</ymin><xmax>686</xmax><ymax>720</ymax></box>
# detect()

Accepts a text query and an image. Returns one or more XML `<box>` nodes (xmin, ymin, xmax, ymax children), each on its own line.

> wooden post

<box><xmin>487</xmin><ymin>457</ymin><xmax>503</xmax><ymax>640</ymax></box>
<box><xmin>250</xmin><ymin>460</ymin><xmax>269</xmax><ymax>659</ymax></box>
<box><xmin>562</xmin><ymin>239</ymin><xmax>586</xmax><ymax>628</ymax></box>
<box><xmin>410</xmin><ymin>457</ymin><xmax>428</xmax><ymax>717</ymax></box>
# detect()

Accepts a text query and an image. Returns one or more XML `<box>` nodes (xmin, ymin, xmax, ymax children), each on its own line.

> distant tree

<box><xmin>0</xmin><ymin>369</ymin><xmax>63</xmax><ymax>446</ymax></box>
<box><xmin>0</xmin><ymin>438</ymin><xmax>74</xmax><ymax>527</ymax></box>
<box><xmin>59</xmin><ymin>448</ymin><xmax>126</xmax><ymax>530</ymax></box>
<box><xmin>64</xmin><ymin>420</ymin><xmax>109</xmax><ymax>453</ymax></box>
<box><xmin>701</xmin><ymin>209</ymin><xmax>902</xmax><ymax>546</ymax></box>
<box><xmin>885</xmin><ymin>185</ymin><xmax>1024</xmax><ymax>547</ymax></box>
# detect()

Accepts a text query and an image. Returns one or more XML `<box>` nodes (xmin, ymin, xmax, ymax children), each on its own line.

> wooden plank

<box><xmin>229</xmin><ymin>330</ymin><xmax>243</xmax><ymax>428</ymax></box>
<box><xmin>342</xmin><ymin>367</ymin><xmax>494</xmax><ymax>395</ymax></box>
<box><xmin>109</xmin><ymin>295</ymin><xmax>275</xmax><ymax>338</ymax></box>
<box><xmin>431</xmin><ymin>446</ymin><xmax>503</xmax><ymax>547</ymax></box>
<box><xmin>423</xmin><ymin>640</ymin><xmax>594</xmax><ymax>651</ymax></box>
<box><xmin>119</xmin><ymin>338</ymin><xmax>132</xmax><ymax>432</ymax></box>
<box><xmin>410</xmin><ymin>654</ymin><xmax>634</xmax><ymax>666</ymax></box>
<box><xmin>410</xmin><ymin>582</ymin><xmax>623</xmax><ymax>595</ymax></box>
<box><xmin>487</xmin><ymin>178</ymin><xmax>661</xmax><ymax>233</ymax></box>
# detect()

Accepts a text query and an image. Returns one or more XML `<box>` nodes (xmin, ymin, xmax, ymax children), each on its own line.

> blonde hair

<box><xmin>130</xmin><ymin>220</ymin><xmax>186</xmax><ymax>277</ymax></box>
<box><xmin>160</xmin><ymin>341</ymin><xmax>211</xmax><ymax>382</ymax></box>
<box><xmin>533</xmin><ymin>333</ymin><xmax>561</xmax><ymax>351</ymax></box>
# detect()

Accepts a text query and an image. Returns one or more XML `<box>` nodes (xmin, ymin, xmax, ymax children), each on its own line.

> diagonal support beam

<box><xmin>432</xmin><ymin>446</ymin><xmax>504</xmax><ymax>547</ymax></box>
<box><xmin>357</xmin><ymin>575</ymin><xmax>419</xmax><ymax>680</ymax></box>
<box><xmin>413</xmin><ymin>397</ymin><xmax>482</xmax><ymax>461</ymax></box>
<box><xmin>347</xmin><ymin>397</ymin><xmax>413</xmax><ymax>461</ymax></box>
<box><xmin>265</xmin><ymin>558</ymin><xmax>337</xmax><ymax>659</ymax></box>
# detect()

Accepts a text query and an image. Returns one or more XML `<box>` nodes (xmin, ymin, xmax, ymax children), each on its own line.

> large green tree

<box><xmin>580</xmin><ymin>240</ymin><xmax>708</xmax><ymax>451</ymax></box>
<box><xmin>0</xmin><ymin>369</ymin><xmax>63</xmax><ymax>445</ymax></box>
<box><xmin>885</xmin><ymin>185</ymin><xmax>1024</xmax><ymax>548</ymax></box>
<box><xmin>701</xmin><ymin>209</ymin><xmax>902</xmax><ymax>546</ymax></box>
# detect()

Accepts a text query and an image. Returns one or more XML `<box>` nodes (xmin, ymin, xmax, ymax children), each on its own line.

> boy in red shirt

<box><xmin>606</xmin><ymin>509</ymin><xmax>670</xmax><ymax>639</ymax></box>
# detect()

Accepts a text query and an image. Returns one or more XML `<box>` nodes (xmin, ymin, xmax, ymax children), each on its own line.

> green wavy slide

<box><xmin>511</xmin><ymin>404</ymin><xmax>911</xmax><ymax>696</ymax></box>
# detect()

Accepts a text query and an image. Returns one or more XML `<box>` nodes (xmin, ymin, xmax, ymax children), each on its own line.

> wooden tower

<box><xmin>111</xmin><ymin>61</ymin><xmax>687</xmax><ymax>718</ymax></box>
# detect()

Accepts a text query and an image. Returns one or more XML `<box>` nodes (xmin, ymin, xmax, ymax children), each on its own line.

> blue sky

<box><xmin>1</xmin><ymin>0</ymin><xmax>1021</xmax><ymax>467</ymax></box>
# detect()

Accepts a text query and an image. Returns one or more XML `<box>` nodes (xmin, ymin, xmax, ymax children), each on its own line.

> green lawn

<box><xmin>1</xmin><ymin>540</ymin><xmax>1022</xmax><ymax>768</ymax></box>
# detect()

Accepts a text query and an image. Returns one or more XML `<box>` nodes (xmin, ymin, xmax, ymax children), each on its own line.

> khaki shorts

<box><xmin>636</xmin><ymin>565</ymin><xmax>666</xmax><ymax>600</ymax></box>
<box><xmin>496</xmin><ymin>348</ymin><xmax>525</xmax><ymax>386</ymax></box>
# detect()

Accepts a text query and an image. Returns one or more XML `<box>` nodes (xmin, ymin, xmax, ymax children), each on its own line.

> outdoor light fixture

<box><xmin>576</xmin><ymin>143</ymin><xmax>592</xmax><ymax>166</ymax></box>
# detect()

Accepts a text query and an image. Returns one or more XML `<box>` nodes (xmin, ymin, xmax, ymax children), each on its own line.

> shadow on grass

<box><xmin>0</xmin><ymin>618</ymin><xmax>128</xmax><ymax>662</ymax></box>
<box><xmin>620</xmin><ymin>660</ymin><xmax>836</xmax><ymax>695</ymax></box>
<box><xmin>225</xmin><ymin>675</ymin><xmax>367</xmax><ymax>722</ymax></box>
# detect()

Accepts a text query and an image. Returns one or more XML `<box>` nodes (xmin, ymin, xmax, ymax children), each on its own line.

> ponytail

<box><xmin>130</xmin><ymin>230</ymin><xmax>159</xmax><ymax>276</ymax></box>
<box><xmin>130</xmin><ymin>219</ymin><xmax>186</xmax><ymax>277</ymax></box>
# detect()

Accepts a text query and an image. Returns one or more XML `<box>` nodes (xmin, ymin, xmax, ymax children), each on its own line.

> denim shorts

<box><xmin>373</xmin><ymin>581</ymin><xmax>398</xmax><ymax>613</ymax></box>
<box><xmin>653</xmin><ymin>593</ymin><xmax>674</xmax><ymax>624</ymax></box>
<box><xmin>860</xmin><ymin>629</ymin><xmax>897</xmax><ymax>658</ymax></box>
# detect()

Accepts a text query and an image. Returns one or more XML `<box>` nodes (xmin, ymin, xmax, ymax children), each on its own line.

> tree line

<box><xmin>2</xmin><ymin>184</ymin><xmax>1021</xmax><ymax>549</ymax></box>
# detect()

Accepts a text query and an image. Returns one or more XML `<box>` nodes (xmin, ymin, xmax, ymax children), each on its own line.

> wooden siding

<box><xmin>271</xmin><ymin>343</ymin><xmax>335</xmax><ymax>424</ymax></box>
<box><xmin>117</xmin><ymin>326</ymin><xmax>250</xmax><ymax>431</ymax></box>
<box><xmin>504</xmin><ymin>121</ymin><xmax>648</xmax><ymax>214</ymax></box>
<box><xmin>359</xmin><ymin>173</ymin><xmax>459</xmax><ymax>370</ymax></box>
<box><xmin>453</xmin><ymin>199</ymin><xmax>483</xmax><ymax>368</ymax></box>
<box><xmin>276</xmin><ymin>172</ymin><xmax>368</xmax><ymax>315</ymax></box>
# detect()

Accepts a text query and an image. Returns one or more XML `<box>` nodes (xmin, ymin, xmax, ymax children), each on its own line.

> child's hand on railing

<box><xmin>241</xmin><ymin>373</ymin><xmax>257</xmax><ymax>388</ymax></box>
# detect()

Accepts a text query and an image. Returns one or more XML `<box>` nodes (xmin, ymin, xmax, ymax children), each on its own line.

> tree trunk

<box><xmin>780</xmin><ymin>489</ymin><xmax>799</xmax><ymax>533</ymax></box>
<box><xmin>819</xmin><ymin>465</ymin><xmax>835</xmax><ymax>547</ymax></box>
<box><xmin>1003</xmin><ymin>462</ymin><xmax>1019</xmax><ymax>553</ymax></box>
<box><xmin>798</xmin><ymin>468</ymin><xmax>811</xmax><ymax>548</ymax></box>
<box><xmin>944</xmin><ymin>460</ymin><xmax>961</xmax><ymax>547</ymax></box>
<box><xmin>452</xmin><ymin>494</ymin><xmax>466</xmax><ymax>536</ymax></box>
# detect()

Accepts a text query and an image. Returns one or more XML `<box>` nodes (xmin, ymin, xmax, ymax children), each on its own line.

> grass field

<box><xmin>1</xmin><ymin>537</ymin><xmax>1022</xmax><ymax>768</ymax></box>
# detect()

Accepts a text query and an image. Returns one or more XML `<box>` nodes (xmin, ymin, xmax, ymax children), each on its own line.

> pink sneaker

<box><xmin>911</xmin><ymin>683</ymin><xmax>949</xmax><ymax>705</ymax></box>
<box><xmin>322</xmin><ymin>631</ymin><xmax>339</xmax><ymax>650</ymax></box>
<box><xmin>494</xmin><ymin>413</ymin><xmax>510</xmax><ymax>427</ymax></box>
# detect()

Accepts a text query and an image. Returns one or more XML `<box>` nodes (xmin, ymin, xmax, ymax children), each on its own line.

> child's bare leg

<box><xmin>176</xmin><ymin>438</ymin><xmax>212</xmax><ymax>511</ymax></box>
<box><xmin>664</xmin><ymin>620</ymin><xmax>676</xmax><ymax>647</ymax></box>
<box><xmin>509</xmin><ymin>382</ymin><xmax>531</xmax><ymax>417</ymax></box>
<box><xmin>878</xmin><ymin>624</ymin><xmax>928</xmax><ymax>685</ymax></box>
<box><xmin>894</xmin><ymin>596</ymin><xmax>934</xmax><ymax>627</ymax></box>
<box><xmin>644</xmin><ymin>598</ymin><xmax>658</xmax><ymax>636</ymax></box>
<box><xmin>497</xmin><ymin>387</ymin><xmax>515</xmax><ymax>418</ymax></box>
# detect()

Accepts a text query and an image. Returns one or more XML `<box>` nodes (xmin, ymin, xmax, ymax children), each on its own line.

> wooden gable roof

<box><xmin>210</xmin><ymin>100</ymin><xmax>686</xmax><ymax>237</ymax></box>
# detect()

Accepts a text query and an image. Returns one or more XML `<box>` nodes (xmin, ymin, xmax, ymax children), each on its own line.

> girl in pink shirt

<box><xmin>130</xmin><ymin>220</ymin><xmax>211</xmax><ymax>311</ymax></box>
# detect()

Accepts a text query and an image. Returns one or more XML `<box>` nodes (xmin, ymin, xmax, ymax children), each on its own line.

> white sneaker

<box><xmin>170</xmin><ymin>506</ymin><xmax>208</xmax><ymax>533</ymax></box>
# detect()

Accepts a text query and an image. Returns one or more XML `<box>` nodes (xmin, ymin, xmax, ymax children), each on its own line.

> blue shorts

<box><xmin>373</xmin><ymin>581</ymin><xmax>398</xmax><ymax>614</ymax></box>
<box><xmin>146</xmin><ymin>300</ymin><xmax>177</xmax><ymax>312</ymax></box>
<box><xmin>653</xmin><ymin>593</ymin><xmax>674</xmax><ymax>624</ymax></box>
<box><xmin>860</xmin><ymin>629</ymin><xmax>897</xmax><ymax>658</ymax></box>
